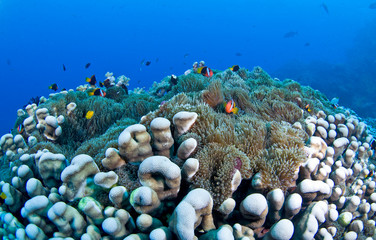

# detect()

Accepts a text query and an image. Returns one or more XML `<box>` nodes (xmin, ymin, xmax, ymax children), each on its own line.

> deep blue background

<box><xmin>1</xmin><ymin>0</ymin><xmax>376</xmax><ymax>135</ymax></box>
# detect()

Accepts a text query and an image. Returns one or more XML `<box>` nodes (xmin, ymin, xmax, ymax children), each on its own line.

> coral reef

<box><xmin>0</xmin><ymin>65</ymin><xmax>375</xmax><ymax>240</ymax></box>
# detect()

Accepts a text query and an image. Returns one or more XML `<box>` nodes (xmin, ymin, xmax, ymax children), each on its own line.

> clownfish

<box><xmin>305</xmin><ymin>104</ymin><xmax>312</xmax><ymax>113</ymax></box>
<box><xmin>170</xmin><ymin>74</ymin><xmax>178</xmax><ymax>85</ymax></box>
<box><xmin>197</xmin><ymin>66</ymin><xmax>213</xmax><ymax>77</ymax></box>
<box><xmin>330</xmin><ymin>97</ymin><xmax>339</xmax><ymax>109</ymax></box>
<box><xmin>17</xmin><ymin>124</ymin><xmax>24</xmax><ymax>134</ymax></box>
<box><xmin>370</xmin><ymin>138</ymin><xmax>376</xmax><ymax>151</ymax></box>
<box><xmin>49</xmin><ymin>83</ymin><xmax>58</xmax><ymax>91</ymax></box>
<box><xmin>230</xmin><ymin>65</ymin><xmax>240</xmax><ymax>72</ymax></box>
<box><xmin>366</xmin><ymin>169</ymin><xmax>374</xmax><ymax>179</ymax></box>
<box><xmin>225</xmin><ymin>99</ymin><xmax>239</xmax><ymax>114</ymax></box>
<box><xmin>86</xmin><ymin>75</ymin><xmax>97</xmax><ymax>86</ymax></box>
<box><xmin>88</xmin><ymin>88</ymin><xmax>106</xmax><ymax>97</ymax></box>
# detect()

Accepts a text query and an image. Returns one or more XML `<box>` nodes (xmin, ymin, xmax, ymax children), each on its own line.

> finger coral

<box><xmin>1</xmin><ymin>67</ymin><xmax>376</xmax><ymax>240</ymax></box>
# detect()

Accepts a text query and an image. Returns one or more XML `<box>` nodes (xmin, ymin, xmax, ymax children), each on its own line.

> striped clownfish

<box><xmin>225</xmin><ymin>99</ymin><xmax>239</xmax><ymax>114</ymax></box>
<box><xmin>88</xmin><ymin>88</ymin><xmax>106</xmax><ymax>97</ymax></box>
<box><xmin>197</xmin><ymin>66</ymin><xmax>213</xmax><ymax>77</ymax></box>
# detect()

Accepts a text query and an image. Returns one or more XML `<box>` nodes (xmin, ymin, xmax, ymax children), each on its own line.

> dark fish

<box><xmin>6</xmin><ymin>59</ymin><xmax>11</xmax><ymax>65</ymax></box>
<box><xmin>85</xmin><ymin>63</ymin><xmax>91</xmax><ymax>69</ymax></box>
<box><xmin>49</xmin><ymin>83</ymin><xmax>58</xmax><ymax>91</ymax></box>
<box><xmin>304</xmin><ymin>42</ymin><xmax>310</xmax><ymax>47</ymax></box>
<box><xmin>370</xmin><ymin>2</ymin><xmax>376</xmax><ymax>9</ymax></box>
<box><xmin>170</xmin><ymin>74</ymin><xmax>178</xmax><ymax>85</ymax></box>
<box><xmin>120</xmin><ymin>84</ymin><xmax>129</xmax><ymax>95</ymax></box>
<box><xmin>86</xmin><ymin>75</ymin><xmax>97</xmax><ymax>86</ymax></box>
<box><xmin>155</xmin><ymin>58</ymin><xmax>159</xmax><ymax>63</ymax></box>
<box><xmin>371</xmin><ymin>138</ymin><xmax>376</xmax><ymax>150</ymax></box>
<box><xmin>63</xmin><ymin>64</ymin><xmax>66</xmax><ymax>71</ymax></box>
<box><xmin>88</xmin><ymin>88</ymin><xmax>106</xmax><ymax>97</ymax></box>
<box><xmin>103</xmin><ymin>79</ymin><xmax>112</xmax><ymax>88</ymax></box>
<box><xmin>235</xmin><ymin>52</ymin><xmax>242</xmax><ymax>56</ymax></box>
<box><xmin>230</xmin><ymin>65</ymin><xmax>240</xmax><ymax>72</ymax></box>
<box><xmin>321</xmin><ymin>3</ymin><xmax>329</xmax><ymax>14</ymax></box>
<box><xmin>184</xmin><ymin>53</ymin><xmax>189</xmax><ymax>58</ymax></box>
<box><xmin>198</xmin><ymin>66</ymin><xmax>213</xmax><ymax>77</ymax></box>
<box><xmin>140</xmin><ymin>59</ymin><xmax>151</xmax><ymax>71</ymax></box>
<box><xmin>284</xmin><ymin>31</ymin><xmax>298</xmax><ymax>38</ymax></box>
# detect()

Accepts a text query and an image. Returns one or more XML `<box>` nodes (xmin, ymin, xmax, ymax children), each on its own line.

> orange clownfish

<box><xmin>197</xmin><ymin>66</ymin><xmax>213</xmax><ymax>77</ymax></box>
<box><xmin>88</xmin><ymin>88</ymin><xmax>106</xmax><ymax>97</ymax></box>
<box><xmin>225</xmin><ymin>99</ymin><xmax>239</xmax><ymax>114</ymax></box>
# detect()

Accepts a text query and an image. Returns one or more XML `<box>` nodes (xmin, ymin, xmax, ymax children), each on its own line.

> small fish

<box><xmin>145</xmin><ymin>61</ymin><xmax>151</xmax><ymax>66</ymax></box>
<box><xmin>225</xmin><ymin>99</ymin><xmax>239</xmax><ymax>114</ymax></box>
<box><xmin>235</xmin><ymin>52</ymin><xmax>242</xmax><ymax>56</ymax></box>
<box><xmin>17</xmin><ymin>124</ymin><xmax>24</xmax><ymax>134</ymax></box>
<box><xmin>370</xmin><ymin>138</ymin><xmax>376</xmax><ymax>150</ymax></box>
<box><xmin>330</xmin><ymin>97</ymin><xmax>339</xmax><ymax>109</ymax></box>
<box><xmin>197</xmin><ymin>66</ymin><xmax>213</xmax><ymax>77</ymax></box>
<box><xmin>366</xmin><ymin>169</ymin><xmax>374</xmax><ymax>179</ymax></box>
<box><xmin>120</xmin><ymin>84</ymin><xmax>129</xmax><ymax>95</ymax></box>
<box><xmin>49</xmin><ymin>83</ymin><xmax>58</xmax><ymax>91</ymax></box>
<box><xmin>369</xmin><ymin>2</ymin><xmax>376</xmax><ymax>9</ymax></box>
<box><xmin>85</xmin><ymin>63</ymin><xmax>91</xmax><ymax>69</ymax></box>
<box><xmin>63</xmin><ymin>64</ymin><xmax>66</xmax><ymax>71</ymax></box>
<box><xmin>6</xmin><ymin>59</ymin><xmax>11</xmax><ymax>65</ymax></box>
<box><xmin>99</xmin><ymin>81</ymin><xmax>104</xmax><ymax>87</ymax></box>
<box><xmin>88</xmin><ymin>88</ymin><xmax>106</xmax><ymax>97</ymax></box>
<box><xmin>155</xmin><ymin>58</ymin><xmax>159</xmax><ymax>63</ymax></box>
<box><xmin>170</xmin><ymin>74</ymin><xmax>178</xmax><ymax>85</ymax></box>
<box><xmin>0</xmin><ymin>192</ymin><xmax>6</xmax><ymax>200</ymax></box>
<box><xmin>304</xmin><ymin>42</ymin><xmax>310</xmax><ymax>47</ymax></box>
<box><xmin>321</xmin><ymin>3</ymin><xmax>329</xmax><ymax>14</ymax></box>
<box><xmin>305</xmin><ymin>104</ymin><xmax>312</xmax><ymax>112</ymax></box>
<box><xmin>230</xmin><ymin>65</ymin><xmax>240</xmax><ymax>72</ymax></box>
<box><xmin>184</xmin><ymin>53</ymin><xmax>189</xmax><ymax>58</ymax></box>
<box><xmin>86</xmin><ymin>75</ymin><xmax>97</xmax><ymax>86</ymax></box>
<box><xmin>0</xmin><ymin>192</ymin><xmax>6</xmax><ymax>205</ymax></box>
<box><xmin>284</xmin><ymin>31</ymin><xmax>298</xmax><ymax>38</ymax></box>
<box><xmin>85</xmin><ymin>110</ymin><xmax>94</xmax><ymax>119</ymax></box>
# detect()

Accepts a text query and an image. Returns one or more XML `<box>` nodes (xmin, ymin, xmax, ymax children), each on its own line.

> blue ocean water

<box><xmin>0</xmin><ymin>0</ymin><xmax>375</xmax><ymax>134</ymax></box>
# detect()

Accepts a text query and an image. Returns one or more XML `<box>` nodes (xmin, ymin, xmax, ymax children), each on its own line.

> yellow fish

<box><xmin>0</xmin><ymin>192</ymin><xmax>6</xmax><ymax>200</ymax></box>
<box><xmin>305</xmin><ymin>104</ymin><xmax>312</xmax><ymax>113</ymax></box>
<box><xmin>86</xmin><ymin>110</ymin><xmax>94</xmax><ymax>119</ymax></box>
